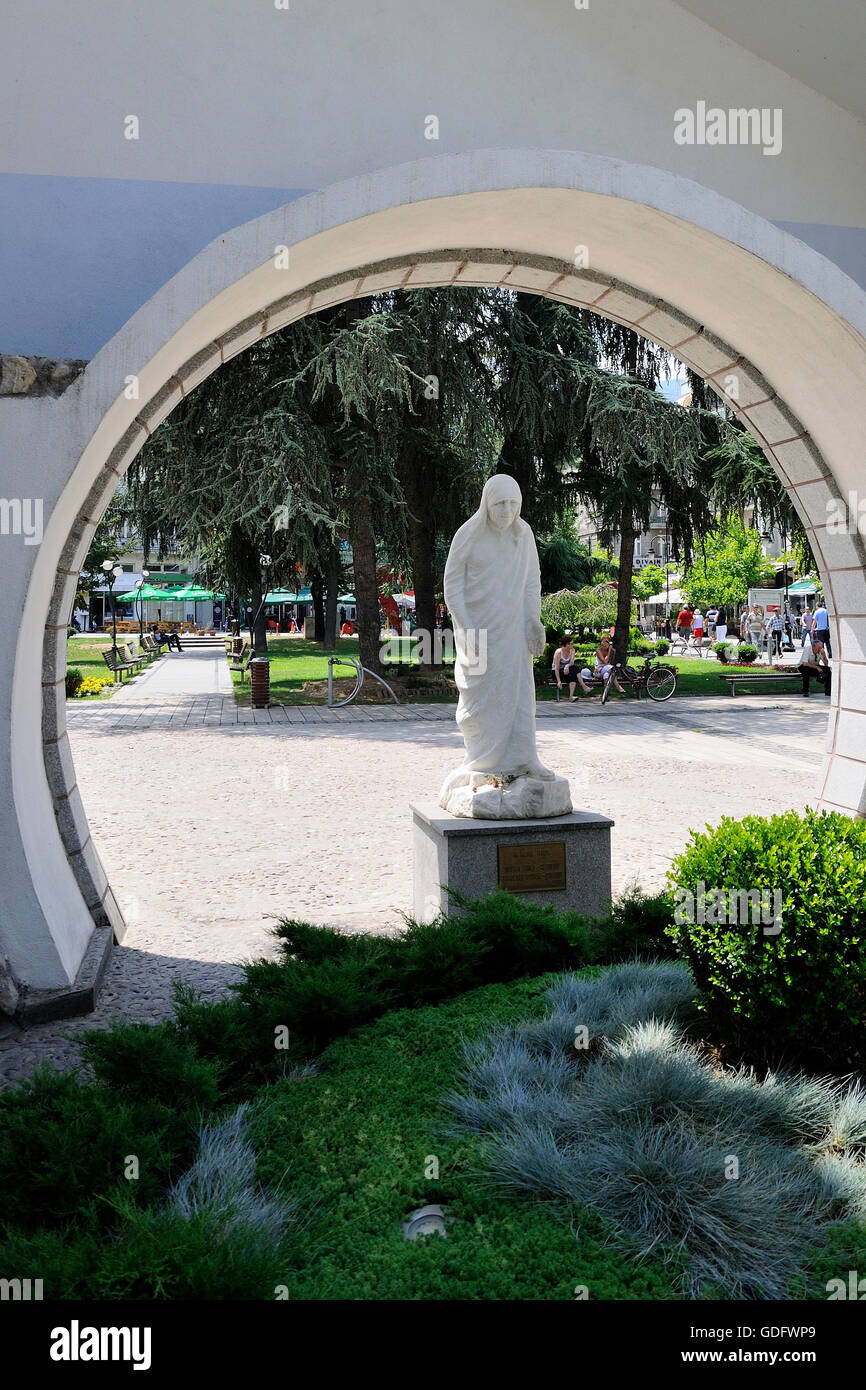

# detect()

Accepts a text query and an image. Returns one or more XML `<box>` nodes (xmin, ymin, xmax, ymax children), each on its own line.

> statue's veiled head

<box><xmin>483</xmin><ymin>474</ymin><xmax>522</xmax><ymax>533</ymax></box>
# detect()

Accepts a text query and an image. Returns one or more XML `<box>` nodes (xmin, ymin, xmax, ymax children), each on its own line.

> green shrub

<box><xmin>655</xmin><ymin>638</ymin><xmax>670</xmax><ymax>655</ymax></box>
<box><xmin>713</xmin><ymin>642</ymin><xmax>732</xmax><ymax>663</ymax></box>
<box><xmin>80</xmin><ymin>1021</ymin><xmax>223</xmax><ymax>1111</ymax></box>
<box><xmin>737</xmin><ymin>644</ymin><xmax>758</xmax><ymax>664</ymax></box>
<box><xmin>666</xmin><ymin>810</ymin><xmax>866</xmax><ymax>1071</ymax></box>
<box><xmin>0</xmin><ymin>1066</ymin><xmax>195</xmax><ymax>1229</ymax></box>
<box><xmin>591</xmin><ymin>886</ymin><xmax>675</xmax><ymax>961</ymax></box>
<box><xmin>169</xmin><ymin>890</ymin><xmax>672</xmax><ymax>1097</ymax></box>
<box><xmin>65</xmin><ymin>666</ymin><xmax>83</xmax><ymax>697</ymax></box>
<box><xmin>0</xmin><ymin>1192</ymin><xmax>296</xmax><ymax>1301</ymax></box>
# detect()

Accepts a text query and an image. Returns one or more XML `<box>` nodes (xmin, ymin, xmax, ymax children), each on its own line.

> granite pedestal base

<box><xmin>412</xmin><ymin>801</ymin><xmax>614</xmax><ymax>923</ymax></box>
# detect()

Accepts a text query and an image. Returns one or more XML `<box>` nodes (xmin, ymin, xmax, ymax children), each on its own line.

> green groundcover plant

<box><xmin>249</xmin><ymin>973</ymin><xmax>685</xmax><ymax>1300</ymax></box>
<box><xmin>665</xmin><ymin>809</ymin><xmax>866</xmax><ymax>1072</ymax></box>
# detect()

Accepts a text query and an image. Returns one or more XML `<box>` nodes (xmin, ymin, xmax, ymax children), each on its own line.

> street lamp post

<box><xmin>250</xmin><ymin>554</ymin><xmax>271</xmax><ymax>652</ymax></box>
<box><xmin>101</xmin><ymin>560</ymin><xmax>124</xmax><ymax>657</ymax></box>
<box><xmin>646</xmin><ymin>545</ymin><xmax>656</xmax><ymax>637</ymax></box>
<box><xmin>135</xmin><ymin>569</ymin><xmax>150</xmax><ymax>639</ymax></box>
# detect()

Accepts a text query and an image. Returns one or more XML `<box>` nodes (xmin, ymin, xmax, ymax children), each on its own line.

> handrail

<box><xmin>327</xmin><ymin>656</ymin><xmax>400</xmax><ymax>707</ymax></box>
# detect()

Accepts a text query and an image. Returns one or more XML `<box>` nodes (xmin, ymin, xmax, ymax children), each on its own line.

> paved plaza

<box><xmin>0</xmin><ymin>647</ymin><xmax>829</xmax><ymax>1084</ymax></box>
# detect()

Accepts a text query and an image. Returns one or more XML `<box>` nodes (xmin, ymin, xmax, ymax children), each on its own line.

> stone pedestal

<box><xmin>412</xmin><ymin>801</ymin><xmax>614</xmax><ymax>924</ymax></box>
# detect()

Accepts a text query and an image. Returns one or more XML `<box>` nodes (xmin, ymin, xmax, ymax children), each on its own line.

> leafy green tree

<box><xmin>681</xmin><ymin>519</ymin><xmax>775</xmax><ymax>610</ymax></box>
<box><xmin>631</xmin><ymin>565</ymin><xmax>667</xmax><ymax>602</ymax></box>
<box><xmin>541</xmin><ymin>584</ymin><xmax>624</xmax><ymax>633</ymax></box>
<box><xmin>77</xmin><ymin>500</ymin><xmax>124</xmax><ymax>620</ymax></box>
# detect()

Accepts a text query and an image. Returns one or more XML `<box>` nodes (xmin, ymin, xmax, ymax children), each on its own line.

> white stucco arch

<box><xmin>5</xmin><ymin>148</ymin><xmax>866</xmax><ymax>1015</ymax></box>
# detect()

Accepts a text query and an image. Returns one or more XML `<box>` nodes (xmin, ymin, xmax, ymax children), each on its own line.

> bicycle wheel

<box><xmin>601</xmin><ymin>675</ymin><xmax>611</xmax><ymax>704</ymax></box>
<box><xmin>646</xmin><ymin>666</ymin><xmax>677</xmax><ymax>701</ymax></box>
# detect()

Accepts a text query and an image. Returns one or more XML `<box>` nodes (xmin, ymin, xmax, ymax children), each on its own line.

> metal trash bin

<box><xmin>250</xmin><ymin>656</ymin><xmax>270</xmax><ymax>709</ymax></box>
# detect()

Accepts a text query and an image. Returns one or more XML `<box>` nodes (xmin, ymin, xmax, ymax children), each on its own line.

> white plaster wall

<box><xmin>1</xmin><ymin>0</ymin><xmax>864</xmax><ymax>227</ymax></box>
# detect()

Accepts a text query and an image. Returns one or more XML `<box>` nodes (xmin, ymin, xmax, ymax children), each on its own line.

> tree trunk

<box><xmin>323</xmin><ymin>546</ymin><xmax>339</xmax><ymax>652</ymax></box>
<box><xmin>403</xmin><ymin>443</ymin><xmax>437</xmax><ymax>665</ymax></box>
<box><xmin>614</xmin><ymin>509</ymin><xmax>637</xmax><ymax>666</ymax></box>
<box><xmin>309</xmin><ymin>576</ymin><xmax>325</xmax><ymax>642</ymax></box>
<box><xmin>349</xmin><ymin>474</ymin><xmax>382</xmax><ymax>675</ymax></box>
<box><xmin>409</xmin><ymin>517</ymin><xmax>436</xmax><ymax>662</ymax></box>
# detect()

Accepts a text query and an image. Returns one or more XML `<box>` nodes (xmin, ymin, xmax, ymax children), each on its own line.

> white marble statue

<box><xmin>439</xmin><ymin>474</ymin><xmax>573</xmax><ymax>819</ymax></box>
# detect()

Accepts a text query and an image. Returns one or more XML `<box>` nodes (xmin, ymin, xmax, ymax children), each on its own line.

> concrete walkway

<box><xmin>102</xmin><ymin>645</ymin><xmax>233</xmax><ymax>700</ymax></box>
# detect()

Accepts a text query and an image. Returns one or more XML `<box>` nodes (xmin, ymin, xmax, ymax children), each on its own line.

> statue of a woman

<box><xmin>439</xmin><ymin>474</ymin><xmax>572</xmax><ymax>818</ymax></box>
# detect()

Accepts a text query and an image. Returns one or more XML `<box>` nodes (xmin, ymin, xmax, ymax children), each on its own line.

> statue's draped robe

<box><xmin>443</xmin><ymin>499</ymin><xmax>542</xmax><ymax>777</ymax></box>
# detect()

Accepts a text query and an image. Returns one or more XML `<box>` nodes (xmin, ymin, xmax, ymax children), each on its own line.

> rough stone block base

<box><xmin>412</xmin><ymin>801</ymin><xmax>613</xmax><ymax>923</ymax></box>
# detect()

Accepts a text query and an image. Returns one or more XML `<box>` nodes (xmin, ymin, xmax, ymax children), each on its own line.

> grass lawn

<box><xmin>537</xmin><ymin>655</ymin><xmax>804</xmax><ymax>701</ymax></box>
<box><xmin>232</xmin><ymin>635</ymin><xmax>456</xmax><ymax>704</ymax></box>
<box><xmin>65</xmin><ymin>635</ymin><xmax>127</xmax><ymax>699</ymax></box>
<box><xmin>234</xmin><ymin>638</ymin><xmax>804</xmax><ymax>706</ymax></box>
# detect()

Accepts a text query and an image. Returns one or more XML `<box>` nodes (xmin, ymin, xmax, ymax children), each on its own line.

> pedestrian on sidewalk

<box><xmin>714</xmin><ymin>605</ymin><xmax>728</xmax><ymax>643</ymax></box>
<box><xmin>812</xmin><ymin>599</ymin><xmax>832</xmax><ymax>657</ymax></box>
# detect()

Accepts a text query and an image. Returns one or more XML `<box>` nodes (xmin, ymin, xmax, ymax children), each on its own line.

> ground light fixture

<box><xmin>401</xmin><ymin>1205</ymin><xmax>453</xmax><ymax>1241</ymax></box>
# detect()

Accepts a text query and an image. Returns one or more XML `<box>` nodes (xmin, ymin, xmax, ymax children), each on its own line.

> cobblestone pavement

<box><xmin>1</xmin><ymin>694</ymin><xmax>827</xmax><ymax>1085</ymax></box>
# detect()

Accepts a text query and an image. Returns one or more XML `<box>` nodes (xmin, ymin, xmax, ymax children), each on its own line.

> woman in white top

<box><xmin>553</xmin><ymin>631</ymin><xmax>590</xmax><ymax>700</ymax></box>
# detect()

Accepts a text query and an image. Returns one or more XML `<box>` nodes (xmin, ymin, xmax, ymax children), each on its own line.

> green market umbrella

<box><xmin>160</xmin><ymin>584</ymin><xmax>225</xmax><ymax>628</ymax></box>
<box><xmin>115</xmin><ymin>583</ymin><xmax>173</xmax><ymax>603</ymax></box>
<box><xmin>162</xmin><ymin>585</ymin><xmax>225</xmax><ymax>601</ymax></box>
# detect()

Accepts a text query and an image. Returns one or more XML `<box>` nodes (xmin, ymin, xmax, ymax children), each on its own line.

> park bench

<box><xmin>716</xmin><ymin>671</ymin><xmax>803</xmax><ymax>697</ymax></box>
<box><xmin>228</xmin><ymin>641</ymin><xmax>253</xmax><ymax>683</ymax></box>
<box><xmin>101</xmin><ymin>648</ymin><xmax>139</xmax><ymax>681</ymax></box>
<box><xmin>118</xmin><ymin>642</ymin><xmax>148</xmax><ymax>672</ymax></box>
<box><xmin>140</xmin><ymin>634</ymin><xmax>163</xmax><ymax>657</ymax></box>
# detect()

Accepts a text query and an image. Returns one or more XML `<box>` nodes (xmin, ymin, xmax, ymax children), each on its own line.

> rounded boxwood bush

<box><xmin>713</xmin><ymin>642</ymin><xmax>732</xmax><ymax>663</ymax></box>
<box><xmin>737</xmin><ymin>644</ymin><xmax>758</xmax><ymax>664</ymax></box>
<box><xmin>666</xmin><ymin>810</ymin><xmax>866</xmax><ymax>1071</ymax></box>
<box><xmin>655</xmin><ymin>638</ymin><xmax>670</xmax><ymax>655</ymax></box>
<box><xmin>65</xmin><ymin>667</ymin><xmax>83</xmax><ymax>697</ymax></box>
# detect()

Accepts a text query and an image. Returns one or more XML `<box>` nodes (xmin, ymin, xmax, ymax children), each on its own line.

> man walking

<box><xmin>675</xmin><ymin>604</ymin><xmax>693</xmax><ymax>644</ymax></box>
<box><xmin>812</xmin><ymin>599</ymin><xmax>832</xmax><ymax>658</ymax></box>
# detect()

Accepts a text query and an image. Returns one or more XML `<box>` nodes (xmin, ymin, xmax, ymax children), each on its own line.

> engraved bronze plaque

<box><xmin>497</xmin><ymin>841</ymin><xmax>566</xmax><ymax>893</ymax></box>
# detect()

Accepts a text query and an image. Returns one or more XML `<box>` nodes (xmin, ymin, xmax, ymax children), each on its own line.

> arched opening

<box><xmin>6</xmin><ymin>149</ymin><xmax>866</xmax><ymax>1011</ymax></box>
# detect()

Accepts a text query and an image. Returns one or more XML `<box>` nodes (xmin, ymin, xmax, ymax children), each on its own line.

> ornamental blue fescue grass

<box><xmin>444</xmin><ymin>962</ymin><xmax>866</xmax><ymax>1299</ymax></box>
<box><xmin>168</xmin><ymin>1104</ymin><xmax>299</xmax><ymax>1251</ymax></box>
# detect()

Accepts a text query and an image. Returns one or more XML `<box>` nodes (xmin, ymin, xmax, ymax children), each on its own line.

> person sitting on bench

<box><xmin>150</xmin><ymin>623</ymin><xmax>182</xmax><ymax>652</ymax></box>
<box><xmin>553</xmin><ymin>630</ymin><xmax>590</xmax><ymax>700</ymax></box>
<box><xmin>595</xmin><ymin>635</ymin><xmax>626</xmax><ymax>695</ymax></box>
<box><xmin>798</xmin><ymin>634</ymin><xmax>831</xmax><ymax>696</ymax></box>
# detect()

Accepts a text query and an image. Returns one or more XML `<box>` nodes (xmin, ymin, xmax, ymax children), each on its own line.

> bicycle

<box><xmin>601</xmin><ymin>656</ymin><xmax>678</xmax><ymax>704</ymax></box>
